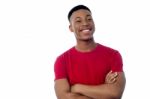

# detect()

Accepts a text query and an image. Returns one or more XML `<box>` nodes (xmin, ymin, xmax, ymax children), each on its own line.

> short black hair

<box><xmin>68</xmin><ymin>5</ymin><xmax>91</xmax><ymax>21</ymax></box>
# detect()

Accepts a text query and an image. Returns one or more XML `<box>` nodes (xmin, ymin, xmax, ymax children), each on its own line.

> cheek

<box><xmin>73</xmin><ymin>25</ymin><xmax>80</xmax><ymax>32</ymax></box>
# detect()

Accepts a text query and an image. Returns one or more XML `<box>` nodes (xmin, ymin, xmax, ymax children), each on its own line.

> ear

<box><xmin>69</xmin><ymin>24</ymin><xmax>73</xmax><ymax>32</ymax></box>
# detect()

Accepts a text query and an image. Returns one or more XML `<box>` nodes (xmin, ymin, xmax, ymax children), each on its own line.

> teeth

<box><xmin>82</xmin><ymin>29</ymin><xmax>90</xmax><ymax>32</ymax></box>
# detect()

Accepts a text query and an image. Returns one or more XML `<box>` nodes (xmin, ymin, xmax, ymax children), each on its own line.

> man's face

<box><xmin>69</xmin><ymin>9</ymin><xmax>95</xmax><ymax>41</ymax></box>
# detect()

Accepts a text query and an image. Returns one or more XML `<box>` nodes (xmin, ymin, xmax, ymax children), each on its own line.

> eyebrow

<box><xmin>75</xmin><ymin>17</ymin><xmax>81</xmax><ymax>20</ymax></box>
<box><xmin>86</xmin><ymin>14</ymin><xmax>91</xmax><ymax>17</ymax></box>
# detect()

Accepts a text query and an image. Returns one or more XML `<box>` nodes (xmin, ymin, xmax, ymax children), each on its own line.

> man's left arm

<box><xmin>71</xmin><ymin>72</ymin><xmax>126</xmax><ymax>99</ymax></box>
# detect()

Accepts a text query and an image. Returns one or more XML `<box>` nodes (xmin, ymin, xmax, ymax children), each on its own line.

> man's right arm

<box><xmin>54</xmin><ymin>79</ymin><xmax>92</xmax><ymax>99</ymax></box>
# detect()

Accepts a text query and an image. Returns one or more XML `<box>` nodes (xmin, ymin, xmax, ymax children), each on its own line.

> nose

<box><xmin>82</xmin><ymin>20</ymin><xmax>88</xmax><ymax>26</ymax></box>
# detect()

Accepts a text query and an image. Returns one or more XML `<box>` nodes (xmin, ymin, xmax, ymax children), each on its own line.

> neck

<box><xmin>75</xmin><ymin>38</ymin><xmax>97</xmax><ymax>52</ymax></box>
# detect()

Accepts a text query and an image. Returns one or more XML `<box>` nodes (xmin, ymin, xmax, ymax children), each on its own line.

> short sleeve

<box><xmin>110</xmin><ymin>51</ymin><xmax>123</xmax><ymax>72</ymax></box>
<box><xmin>54</xmin><ymin>55</ymin><xmax>67</xmax><ymax>80</ymax></box>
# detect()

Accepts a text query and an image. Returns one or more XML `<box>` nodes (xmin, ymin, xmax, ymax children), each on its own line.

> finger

<box><xmin>109</xmin><ymin>72</ymin><xmax>118</xmax><ymax>81</ymax></box>
<box><xmin>110</xmin><ymin>78</ymin><xmax>117</xmax><ymax>83</ymax></box>
<box><xmin>107</xmin><ymin>72</ymin><xmax>118</xmax><ymax>83</ymax></box>
<box><xmin>105</xmin><ymin>71</ymin><xmax>118</xmax><ymax>84</ymax></box>
<box><xmin>113</xmin><ymin>72</ymin><xmax>118</xmax><ymax>78</ymax></box>
<box><xmin>106</xmin><ymin>77</ymin><xmax>116</xmax><ymax>84</ymax></box>
<box><xmin>105</xmin><ymin>70</ymin><xmax>112</xmax><ymax>82</ymax></box>
<box><xmin>106</xmin><ymin>70</ymin><xmax>112</xmax><ymax>79</ymax></box>
<box><xmin>108</xmin><ymin>70</ymin><xmax>113</xmax><ymax>75</ymax></box>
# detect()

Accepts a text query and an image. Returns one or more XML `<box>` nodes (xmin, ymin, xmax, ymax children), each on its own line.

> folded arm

<box><xmin>54</xmin><ymin>79</ymin><xmax>92</xmax><ymax>99</ymax></box>
<box><xmin>71</xmin><ymin>72</ymin><xmax>126</xmax><ymax>99</ymax></box>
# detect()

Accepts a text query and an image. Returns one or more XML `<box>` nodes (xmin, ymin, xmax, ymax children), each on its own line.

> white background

<box><xmin>0</xmin><ymin>0</ymin><xmax>150</xmax><ymax>99</ymax></box>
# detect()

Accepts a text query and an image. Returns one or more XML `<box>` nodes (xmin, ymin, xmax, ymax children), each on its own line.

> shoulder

<box><xmin>54</xmin><ymin>47</ymin><xmax>74</xmax><ymax>68</ymax></box>
<box><xmin>97</xmin><ymin>43</ymin><xmax>119</xmax><ymax>53</ymax></box>
<box><xmin>56</xmin><ymin>47</ymin><xmax>74</xmax><ymax>60</ymax></box>
<box><xmin>96</xmin><ymin>43</ymin><xmax>122</xmax><ymax>59</ymax></box>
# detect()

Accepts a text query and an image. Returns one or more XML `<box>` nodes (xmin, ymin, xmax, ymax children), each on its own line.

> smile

<box><xmin>82</xmin><ymin>29</ymin><xmax>90</xmax><ymax>33</ymax></box>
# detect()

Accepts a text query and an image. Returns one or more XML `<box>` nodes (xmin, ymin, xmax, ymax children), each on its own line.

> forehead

<box><xmin>70</xmin><ymin>9</ymin><xmax>92</xmax><ymax>19</ymax></box>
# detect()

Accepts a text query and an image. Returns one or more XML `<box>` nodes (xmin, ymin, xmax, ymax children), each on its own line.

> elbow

<box><xmin>112</xmin><ymin>94</ymin><xmax>122</xmax><ymax>99</ymax></box>
<box><xmin>110</xmin><ymin>90</ymin><xmax>123</xmax><ymax>99</ymax></box>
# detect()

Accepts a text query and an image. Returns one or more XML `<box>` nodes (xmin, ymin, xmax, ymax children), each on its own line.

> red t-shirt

<box><xmin>54</xmin><ymin>43</ymin><xmax>123</xmax><ymax>85</ymax></box>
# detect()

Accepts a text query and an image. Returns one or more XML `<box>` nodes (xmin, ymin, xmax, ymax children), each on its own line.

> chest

<box><xmin>66</xmin><ymin>54</ymin><xmax>111</xmax><ymax>85</ymax></box>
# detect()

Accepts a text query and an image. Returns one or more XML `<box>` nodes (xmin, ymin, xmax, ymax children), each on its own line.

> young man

<box><xmin>54</xmin><ymin>5</ymin><xmax>126</xmax><ymax>99</ymax></box>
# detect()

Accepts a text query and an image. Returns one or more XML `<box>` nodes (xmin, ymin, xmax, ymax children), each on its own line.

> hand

<box><xmin>105</xmin><ymin>71</ymin><xmax>118</xmax><ymax>84</ymax></box>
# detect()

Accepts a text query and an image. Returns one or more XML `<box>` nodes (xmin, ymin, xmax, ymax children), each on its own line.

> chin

<box><xmin>80</xmin><ymin>37</ymin><xmax>93</xmax><ymax>41</ymax></box>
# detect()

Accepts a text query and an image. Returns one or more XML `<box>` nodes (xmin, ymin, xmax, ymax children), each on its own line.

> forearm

<box><xmin>58</xmin><ymin>92</ymin><xmax>92</xmax><ymax>99</ymax></box>
<box><xmin>75</xmin><ymin>84</ymin><xmax>121</xmax><ymax>99</ymax></box>
<box><xmin>71</xmin><ymin>72</ymin><xmax>126</xmax><ymax>99</ymax></box>
<box><xmin>55</xmin><ymin>79</ymin><xmax>93</xmax><ymax>99</ymax></box>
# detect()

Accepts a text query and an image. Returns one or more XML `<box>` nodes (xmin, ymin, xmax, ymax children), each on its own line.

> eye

<box><xmin>76</xmin><ymin>20</ymin><xmax>81</xmax><ymax>23</ymax></box>
<box><xmin>87</xmin><ymin>18</ymin><xmax>92</xmax><ymax>21</ymax></box>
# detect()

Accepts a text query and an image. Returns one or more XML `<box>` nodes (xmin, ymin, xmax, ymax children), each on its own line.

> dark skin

<box><xmin>69</xmin><ymin>9</ymin><xmax>96</xmax><ymax>52</ymax></box>
<box><xmin>55</xmin><ymin>72</ymin><xmax>118</xmax><ymax>99</ymax></box>
<box><xmin>55</xmin><ymin>9</ymin><xmax>126</xmax><ymax>99</ymax></box>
